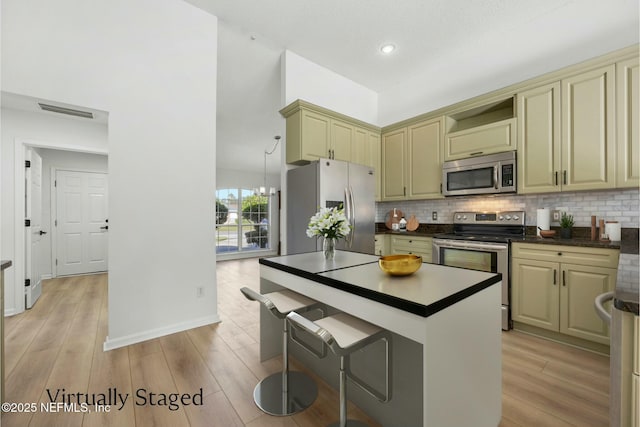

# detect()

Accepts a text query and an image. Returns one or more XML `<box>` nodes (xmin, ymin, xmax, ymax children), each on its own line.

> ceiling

<box><xmin>2</xmin><ymin>1</ymin><xmax>637</xmax><ymax>177</ymax></box>
<box><xmin>191</xmin><ymin>0</ymin><xmax>638</xmax><ymax>175</ymax></box>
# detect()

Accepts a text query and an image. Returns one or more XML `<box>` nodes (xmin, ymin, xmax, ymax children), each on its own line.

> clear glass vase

<box><xmin>323</xmin><ymin>237</ymin><xmax>336</xmax><ymax>260</ymax></box>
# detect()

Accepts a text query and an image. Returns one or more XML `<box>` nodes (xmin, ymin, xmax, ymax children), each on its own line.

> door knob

<box><xmin>39</xmin><ymin>230</ymin><xmax>47</xmax><ymax>235</ymax></box>
<box><xmin>100</xmin><ymin>226</ymin><xmax>109</xmax><ymax>230</ymax></box>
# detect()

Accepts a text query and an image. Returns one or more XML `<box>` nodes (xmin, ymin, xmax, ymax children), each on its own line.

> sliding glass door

<box><xmin>216</xmin><ymin>188</ymin><xmax>270</xmax><ymax>254</ymax></box>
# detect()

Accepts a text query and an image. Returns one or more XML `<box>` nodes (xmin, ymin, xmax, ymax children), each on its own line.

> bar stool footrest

<box><xmin>253</xmin><ymin>371</ymin><xmax>318</xmax><ymax>416</ymax></box>
<box><xmin>327</xmin><ymin>420</ymin><xmax>369</xmax><ymax>427</ymax></box>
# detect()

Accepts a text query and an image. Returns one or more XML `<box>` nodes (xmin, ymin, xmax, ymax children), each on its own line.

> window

<box><xmin>216</xmin><ymin>188</ymin><xmax>271</xmax><ymax>254</ymax></box>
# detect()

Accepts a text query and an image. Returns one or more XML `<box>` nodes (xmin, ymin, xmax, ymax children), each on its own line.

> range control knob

<box><xmin>456</xmin><ymin>215</ymin><xmax>462</xmax><ymax>220</ymax></box>
<box><xmin>462</xmin><ymin>215</ymin><xmax>467</xmax><ymax>220</ymax></box>
<box><xmin>512</xmin><ymin>215</ymin><xmax>520</xmax><ymax>220</ymax></box>
<box><xmin>499</xmin><ymin>215</ymin><xmax>504</xmax><ymax>220</ymax></box>
<box><xmin>505</xmin><ymin>215</ymin><xmax>512</xmax><ymax>220</ymax></box>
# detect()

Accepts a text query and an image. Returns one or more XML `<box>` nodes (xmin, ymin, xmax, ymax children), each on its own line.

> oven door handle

<box><xmin>435</xmin><ymin>240</ymin><xmax>508</xmax><ymax>251</ymax></box>
<box><xmin>493</xmin><ymin>165</ymin><xmax>499</xmax><ymax>189</ymax></box>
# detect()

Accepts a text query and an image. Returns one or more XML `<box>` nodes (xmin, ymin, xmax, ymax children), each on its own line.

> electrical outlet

<box><xmin>552</xmin><ymin>210</ymin><xmax>560</xmax><ymax>221</ymax></box>
<box><xmin>196</xmin><ymin>287</ymin><xmax>204</xmax><ymax>298</ymax></box>
<box><xmin>432</xmin><ymin>211</ymin><xmax>438</xmax><ymax>221</ymax></box>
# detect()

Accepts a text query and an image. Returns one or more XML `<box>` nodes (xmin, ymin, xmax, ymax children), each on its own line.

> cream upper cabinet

<box><xmin>517</xmin><ymin>82</ymin><xmax>562</xmax><ymax>194</ymax></box>
<box><xmin>368</xmin><ymin>132</ymin><xmax>382</xmax><ymax>201</ymax></box>
<box><xmin>285</xmin><ymin>109</ymin><xmax>330</xmax><ymax>164</ymax></box>
<box><xmin>408</xmin><ymin>117</ymin><xmax>444</xmax><ymax>199</ymax></box>
<box><xmin>512</xmin><ymin>243</ymin><xmax>619</xmax><ymax>345</ymax></box>
<box><xmin>445</xmin><ymin>118</ymin><xmax>516</xmax><ymax>161</ymax></box>
<box><xmin>353</xmin><ymin>127</ymin><xmax>369</xmax><ymax>166</ymax></box>
<box><xmin>381</xmin><ymin>128</ymin><xmax>407</xmax><ymax>200</ymax></box>
<box><xmin>330</xmin><ymin>118</ymin><xmax>353</xmax><ymax>162</ymax></box>
<box><xmin>518</xmin><ymin>64</ymin><xmax>617</xmax><ymax>193</ymax></box>
<box><xmin>616</xmin><ymin>57</ymin><xmax>640</xmax><ymax>188</ymax></box>
<box><xmin>281</xmin><ymin>100</ymin><xmax>380</xmax><ymax>165</ymax></box>
<box><xmin>381</xmin><ymin>117</ymin><xmax>444</xmax><ymax>201</ymax></box>
<box><xmin>353</xmin><ymin>128</ymin><xmax>382</xmax><ymax>199</ymax></box>
<box><xmin>561</xmin><ymin>64</ymin><xmax>616</xmax><ymax>191</ymax></box>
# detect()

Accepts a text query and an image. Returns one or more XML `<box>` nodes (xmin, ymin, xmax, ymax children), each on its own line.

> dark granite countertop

<box><xmin>375</xmin><ymin>223</ymin><xmax>639</xmax><ymax>254</ymax></box>
<box><xmin>1</xmin><ymin>260</ymin><xmax>12</xmax><ymax>271</ymax></box>
<box><xmin>614</xmin><ymin>289</ymin><xmax>639</xmax><ymax>315</ymax></box>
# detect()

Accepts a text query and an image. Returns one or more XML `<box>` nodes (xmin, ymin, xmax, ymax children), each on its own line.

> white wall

<box><xmin>1</xmin><ymin>107</ymin><xmax>109</xmax><ymax>314</ymax></box>
<box><xmin>280</xmin><ymin>51</ymin><xmax>379</xmax><ymax>253</ymax></box>
<box><xmin>216</xmin><ymin>167</ymin><xmax>279</xmax><ymax>191</ymax></box>
<box><xmin>282</xmin><ymin>50</ymin><xmax>379</xmax><ymax>125</ymax></box>
<box><xmin>2</xmin><ymin>0</ymin><xmax>218</xmax><ymax>349</ymax></box>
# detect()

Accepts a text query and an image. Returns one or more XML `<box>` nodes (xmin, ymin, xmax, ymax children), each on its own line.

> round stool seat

<box><xmin>254</xmin><ymin>371</ymin><xmax>318</xmax><ymax>416</ymax></box>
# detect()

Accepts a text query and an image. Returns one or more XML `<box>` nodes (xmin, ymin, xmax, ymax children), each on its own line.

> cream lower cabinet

<box><xmin>374</xmin><ymin>234</ymin><xmax>389</xmax><ymax>256</ymax></box>
<box><xmin>381</xmin><ymin>117</ymin><xmax>444</xmax><ymax>201</ymax></box>
<box><xmin>512</xmin><ymin>243</ymin><xmax>619</xmax><ymax>345</ymax></box>
<box><xmin>390</xmin><ymin>235</ymin><xmax>432</xmax><ymax>261</ymax></box>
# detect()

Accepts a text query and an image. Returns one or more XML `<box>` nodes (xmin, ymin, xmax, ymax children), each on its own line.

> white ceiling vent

<box><xmin>38</xmin><ymin>102</ymin><xmax>94</xmax><ymax>119</ymax></box>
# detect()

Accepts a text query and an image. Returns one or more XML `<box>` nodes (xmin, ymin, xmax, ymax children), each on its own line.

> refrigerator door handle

<box><xmin>349</xmin><ymin>187</ymin><xmax>356</xmax><ymax>247</ymax></box>
<box><xmin>346</xmin><ymin>186</ymin><xmax>355</xmax><ymax>248</ymax></box>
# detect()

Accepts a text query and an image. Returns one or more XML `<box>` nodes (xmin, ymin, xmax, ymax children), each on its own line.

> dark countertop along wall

<box><xmin>376</xmin><ymin>224</ymin><xmax>639</xmax><ymax>255</ymax></box>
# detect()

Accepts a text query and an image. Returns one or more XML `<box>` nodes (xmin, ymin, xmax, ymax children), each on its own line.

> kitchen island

<box><xmin>259</xmin><ymin>251</ymin><xmax>502</xmax><ymax>427</ymax></box>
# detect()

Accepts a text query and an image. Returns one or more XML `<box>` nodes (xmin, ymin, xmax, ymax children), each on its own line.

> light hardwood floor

<box><xmin>2</xmin><ymin>258</ymin><xmax>610</xmax><ymax>426</ymax></box>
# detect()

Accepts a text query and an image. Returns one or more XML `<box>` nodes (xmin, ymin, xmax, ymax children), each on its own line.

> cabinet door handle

<box><xmin>562</xmin><ymin>270</ymin><xmax>566</xmax><ymax>287</ymax></box>
<box><xmin>403</xmin><ymin>186</ymin><xmax>406</xmax><ymax>196</ymax></box>
<box><xmin>470</xmin><ymin>151</ymin><xmax>483</xmax><ymax>156</ymax></box>
<box><xmin>563</xmin><ymin>170</ymin><xmax>567</xmax><ymax>185</ymax></box>
<box><xmin>555</xmin><ymin>171</ymin><xmax>558</xmax><ymax>186</ymax></box>
<box><xmin>553</xmin><ymin>269</ymin><xmax>557</xmax><ymax>285</ymax></box>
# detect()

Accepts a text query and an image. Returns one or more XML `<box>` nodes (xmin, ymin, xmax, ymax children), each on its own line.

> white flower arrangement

<box><xmin>306</xmin><ymin>206</ymin><xmax>351</xmax><ymax>240</ymax></box>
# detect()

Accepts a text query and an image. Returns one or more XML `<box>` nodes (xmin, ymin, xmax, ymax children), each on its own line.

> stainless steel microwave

<box><xmin>442</xmin><ymin>151</ymin><xmax>516</xmax><ymax>196</ymax></box>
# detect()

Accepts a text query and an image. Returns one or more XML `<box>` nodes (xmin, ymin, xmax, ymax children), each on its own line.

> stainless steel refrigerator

<box><xmin>287</xmin><ymin>159</ymin><xmax>375</xmax><ymax>255</ymax></box>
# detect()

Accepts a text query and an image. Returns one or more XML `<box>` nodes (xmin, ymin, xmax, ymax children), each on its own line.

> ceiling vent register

<box><xmin>38</xmin><ymin>102</ymin><xmax>94</xmax><ymax>119</ymax></box>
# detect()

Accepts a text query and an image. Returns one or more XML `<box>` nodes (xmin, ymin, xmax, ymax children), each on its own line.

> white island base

<box><xmin>259</xmin><ymin>251</ymin><xmax>501</xmax><ymax>427</ymax></box>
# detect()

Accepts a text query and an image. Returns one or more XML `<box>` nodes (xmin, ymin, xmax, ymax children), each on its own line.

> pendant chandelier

<box><xmin>254</xmin><ymin>135</ymin><xmax>281</xmax><ymax>196</ymax></box>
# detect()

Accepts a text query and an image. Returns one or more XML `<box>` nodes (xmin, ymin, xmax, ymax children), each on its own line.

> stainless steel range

<box><xmin>432</xmin><ymin>211</ymin><xmax>526</xmax><ymax>330</ymax></box>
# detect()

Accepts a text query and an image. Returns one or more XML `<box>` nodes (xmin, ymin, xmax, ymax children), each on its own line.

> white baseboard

<box><xmin>41</xmin><ymin>274</ymin><xmax>53</xmax><ymax>280</ymax></box>
<box><xmin>102</xmin><ymin>314</ymin><xmax>221</xmax><ymax>351</ymax></box>
<box><xmin>4</xmin><ymin>308</ymin><xmax>18</xmax><ymax>317</ymax></box>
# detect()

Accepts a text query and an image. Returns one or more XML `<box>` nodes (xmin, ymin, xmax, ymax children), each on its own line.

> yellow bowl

<box><xmin>378</xmin><ymin>254</ymin><xmax>422</xmax><ymax>276</ymax></box>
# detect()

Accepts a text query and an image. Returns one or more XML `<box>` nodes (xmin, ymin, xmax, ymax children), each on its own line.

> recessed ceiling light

<box><xmin>380</xmin><ymin>44</ymin><xmax>396</xmax><ymax>54</ymax></box>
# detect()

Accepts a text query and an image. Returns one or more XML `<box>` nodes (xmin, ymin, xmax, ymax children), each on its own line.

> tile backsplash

<box><xmin>616</xmin><ymin>254</ymin><xmax>639</xmax><ymax>292</ymax></box>
<box><xmin>376</xmin><ymin>188</ymin><xmax>639</xmax><ymax>228</ymax></box>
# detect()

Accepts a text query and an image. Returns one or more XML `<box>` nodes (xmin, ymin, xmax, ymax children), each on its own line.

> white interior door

<box><xmin>25</xmin><ymin>149</ymin><xmax>43</xmax><ymax>308</ymax></box>
<box><xmin>56</xmin><ymin>170</ymin><xmax>108</xmax><ymax>276</ymax></box>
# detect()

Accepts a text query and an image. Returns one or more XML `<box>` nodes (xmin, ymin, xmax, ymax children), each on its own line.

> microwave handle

<box><xmin>493</xmin><ymin>166</ymin><xmax>499</xmax><ymax>189</ymax></box>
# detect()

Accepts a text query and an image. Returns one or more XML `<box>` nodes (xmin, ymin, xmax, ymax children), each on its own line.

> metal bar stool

<box><xmin>240</xmin><ymin>287</ymin><xmax>324</xmax><ymax>416</ymax></box>
<box><xmin>287</xmin><ymin>311</ymin><xmax>392</xmax><ymax>427</ymax></box>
